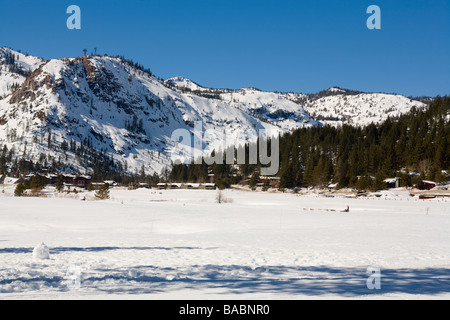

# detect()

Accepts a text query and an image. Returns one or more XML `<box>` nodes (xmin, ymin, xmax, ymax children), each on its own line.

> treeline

<box><xmin>1</xmin><ymin>138</ymin><xmax>160</xmax><ymax>187</ymax></box>
<box><xmin>168</xmin><ymin>145</ymin><xmax>266</xmax><ymax>190</ymax></box>
<box><xmin>169</xmin><ymin>96</ymin><xmax>450</xmax><ymax>190</ymax></box>
<box><xmin>0</xmin><ymin>140</ymin><xmax>117</xmax><ymax>179</ymax></box>
<box><xmin>163</xmin><ymin>81</ymin><xmax>226</xmax><ymax>101</ymax></box>
<box><xmin>279</xmin><ymin>96</ymin><xmax>449</xmax><ymax>189</ymax></box>
<box><xmin>168</xmin><ymin>159</ymin><xmax>243</xmax><ymax>190</ymax></box>
<box><xmin>116</xmin><ymin>55</ymin><xmax>153</xmax><ymax>78</ymax></box>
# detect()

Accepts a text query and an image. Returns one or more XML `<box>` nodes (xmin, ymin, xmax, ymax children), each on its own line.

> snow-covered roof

<box><xmin>260</xmin><ymin>176</ymin><xmax>280</xmax><ymax>180</ymax></box>
<box><xmin>3</xmin><ymin>177</ymin><xmax>19</xmax><ymax>184</ymax></box>
<box><xmin>187</xmin><ymin>183</ymin><xmax>200</xmax><ymax>187</ymax></box>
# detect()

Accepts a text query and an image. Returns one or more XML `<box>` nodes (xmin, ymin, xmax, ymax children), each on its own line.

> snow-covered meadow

<box><xmin>0</xmin><ymin>186</ymin><xmax>449</xmax><ymax>299</ymax></box>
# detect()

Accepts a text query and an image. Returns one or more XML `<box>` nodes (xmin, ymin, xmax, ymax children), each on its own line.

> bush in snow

<box><xmin>95</xmin><ymin>183</ymin><xmax>110</xmax><ymax>200</ymax></box>
<box><xmin>33</xmin><ymin>242</ymin><xmax>50</xmax><ymax>260</ymax></box>
<box><xmin>14</xmin><ymin>183</ymin><xmax>26</xmax><ymax>197</ymax></box>
<box><xmin>216</xmin><ymin>190</ymin><xmax>233</xmax><ymax>204</ymax></box>
<box><xmin>216</xmin><ymin>190</ymin><xmax>223</xmax><ymax>203</ymax></box>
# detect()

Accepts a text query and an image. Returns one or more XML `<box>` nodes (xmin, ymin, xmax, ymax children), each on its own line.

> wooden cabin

<box><xmin>203</xmin><ymin>183</ymin><xmax>217</xmax><ymax>190</ymax></box>
<box><xmin>73</xmin><ymin>175</ymin><xmax>92</xmax><ymax>188</ymax></box>
<box><xmin>413</xmin><ymin>180</ymin><xmax>437</xmax><ymax>191</ymax></box>
<box><xmin>157</xmin><ymin>183</ymin><xmax>167</xmax><ymax>190</ymax></box>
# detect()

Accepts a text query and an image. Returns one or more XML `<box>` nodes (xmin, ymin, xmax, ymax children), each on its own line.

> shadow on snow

<box><xmin>81</xmin><ymin>265</ymin><xmax>450</xmax><ymax>297</ymax></box>
<box><xmin>0</xmin><ymin>246</ymin><xmax>202</xmax><ymax>254</ymax></box>
<box><xmin>1</xmin><ymin>261</ymin><xmax>449</xmax><ymax>297</ymax></box>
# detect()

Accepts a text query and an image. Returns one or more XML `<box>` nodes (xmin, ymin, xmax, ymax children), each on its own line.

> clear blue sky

<box><xmin>1</xmin><ymin>0</ymin><xmax>449</xmax><ymax>97</ymax></box>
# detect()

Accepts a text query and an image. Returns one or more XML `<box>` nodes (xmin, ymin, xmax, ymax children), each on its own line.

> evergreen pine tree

<box><xmin>56</xmin><ymin>176</ymin><xmax>64</xmax><ymax>193</ymax></box>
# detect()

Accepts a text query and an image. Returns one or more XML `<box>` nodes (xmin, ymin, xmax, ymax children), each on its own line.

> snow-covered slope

<box><xmin>219</xmin><ymin>89</ymin><xmax>316</xmax><ymax>129</ymax></box>
<box><xmin>0</xmin><ymin>48</ymin><xmax>428</xmax><ymax>175</ymax></box>
<box><xmin>165</xmin><ymin>78</ymin><xmax>319</xmax><ymax>130</ymax></box>
<box><xmin>0</xmin><ymin>47</ymin><xmax>44</xmax><ymax>98</ymax></box>
<box><xmin>302</xmin><ymin>88</ymin><xmax>427</xmax><ymax>126</ymax></box>
<box><xmin>167</xmin><ymin>81</ymin><xmax>428</xmax><ymax>128</ymax></box>
<box><xmin>165</xmin><ymin>76</ymin><xmax>207</xmax><ymax>92</ymax></box>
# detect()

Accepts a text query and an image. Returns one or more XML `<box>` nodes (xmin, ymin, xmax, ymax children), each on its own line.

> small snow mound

<box><xmin>33</xmin><ymin>242</ymin><xmax>50</xmax><ymax>260</ymax></box>
<box><xmin>165</xmin><ymin>275</ymin><xmax>176</xmax><ymax>281</ymax></box>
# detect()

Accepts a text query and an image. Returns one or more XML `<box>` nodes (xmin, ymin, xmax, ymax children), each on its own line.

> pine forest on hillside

<box><xmin>170</xmin><ymin>96</ymin><xmax>450</xmax><ymax>190</ymax></box>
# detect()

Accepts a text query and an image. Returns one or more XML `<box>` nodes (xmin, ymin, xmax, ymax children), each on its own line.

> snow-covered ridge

<box><xmin>304</xmin><ymin>92</ymin><xmax>427</xmax><ymax>126</ymax></box>
<box><xmin>327</xmin><ymin>87</ymin><xmax>347</xmax><ymax>93</ymax></box>
<box><xmin>165</xmin><ymin>76</ymin><xmax>207</xmax><ymax>92</ymax></box>
<box><xmin>0</xmin><ymin>47</ymin><xmax>43</xmax><ymax>73</ymax></box>
<box><xmin>165</xmin><ymin>76</ymin><xmax>428</xmax><ymax>127</ymax></box>
<box><xmin>0</xmin><ymin>47</ymin><xmax>44</xmax><ymax>98</ymax></box>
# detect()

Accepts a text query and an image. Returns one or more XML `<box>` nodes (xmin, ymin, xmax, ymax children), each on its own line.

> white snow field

<box><xmin>0</xmin><ymin>187</ymin><xmax>449</xmax><ymax>300</ymax></box>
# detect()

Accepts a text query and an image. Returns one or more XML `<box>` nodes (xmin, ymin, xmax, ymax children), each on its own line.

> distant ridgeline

<box><xmin>171</xmin><ymin>96</ymin><xmax>450</xmax><ymax>190</ymax></box>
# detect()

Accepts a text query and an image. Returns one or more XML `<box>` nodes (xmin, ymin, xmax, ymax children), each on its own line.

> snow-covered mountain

<box><xmin>300</xmin><ymin>87</ymin><xmax>428</xmax><ymax>126</ymax></box>
<box><xmin>165</xmin><ymin>80</ymin><xmax>428</xmax><ymax>127</ymax></box>
<box><xmin>0</xmin><ymin>48</ymin><xmax>427</xmax><ymax>175</ymax></box>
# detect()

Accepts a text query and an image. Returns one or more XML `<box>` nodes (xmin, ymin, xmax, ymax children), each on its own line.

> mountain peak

<box><xmin>326</xmin><ymin>87</ymin><xmax>347</xmax><ymax>93</ymax></box>
<box><xmin>165</xmin><ymin>76</ymin><xmax>206</xmax><ymax>92</ymax></box>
